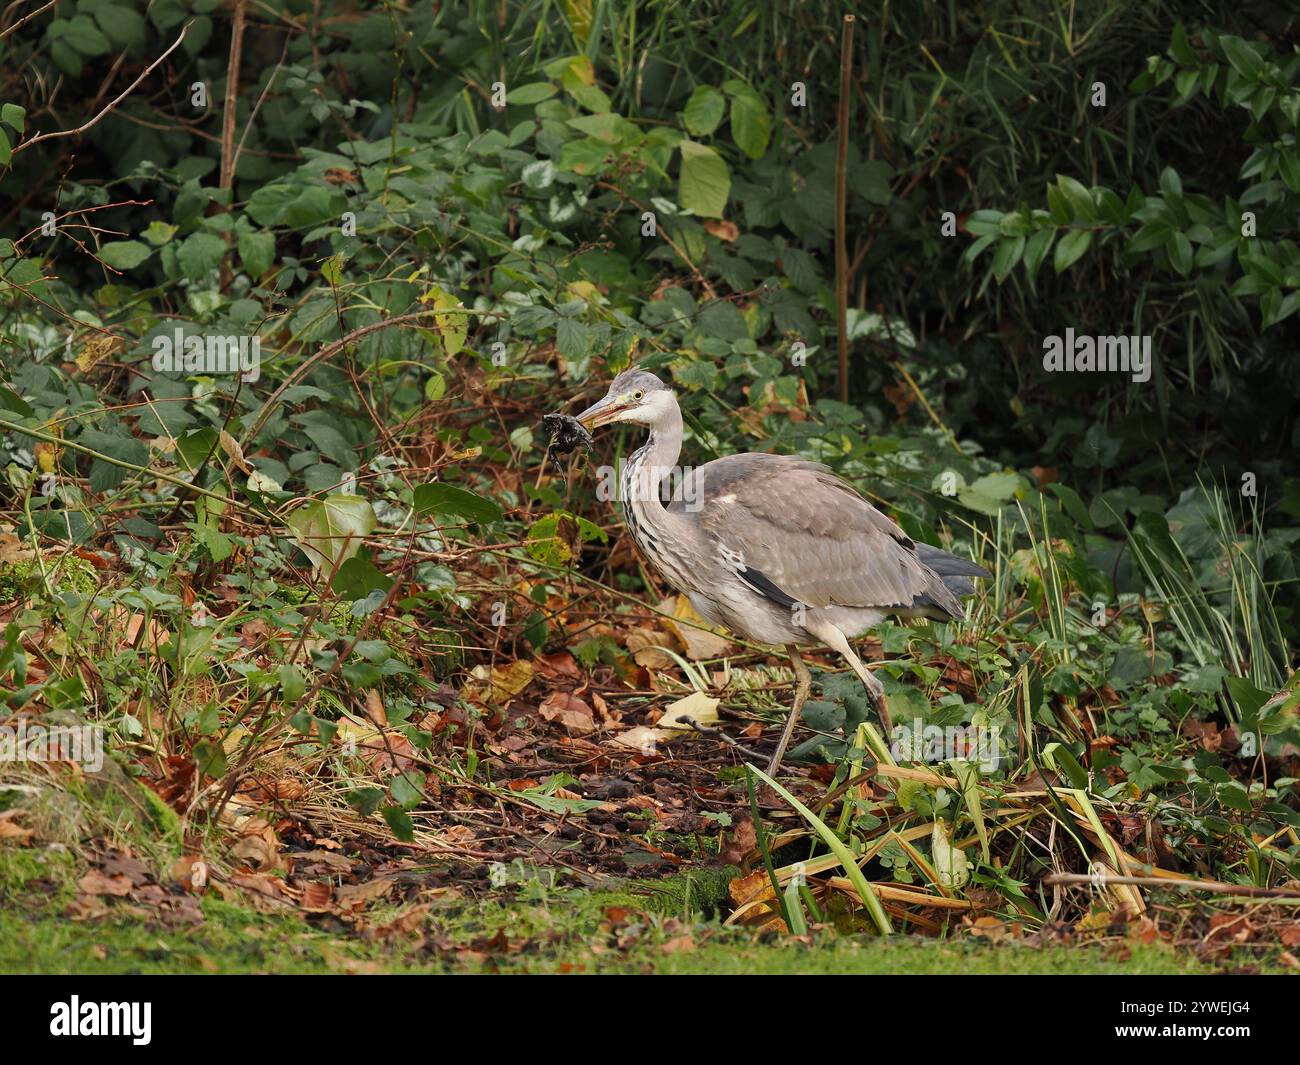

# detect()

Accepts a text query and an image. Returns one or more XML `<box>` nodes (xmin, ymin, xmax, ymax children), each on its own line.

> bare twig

<box><xmin>677</xmin><ymin>718</ymin><xmax>765</xmax><ymax>760</ymax></box>
<box><xmin>219</xmin><ymin>1</ymin><xmax>247</xmax><ymax>189</ymax></box>
<box><xmin>12</xmin><ymin>23</ymin><xmax>191</xmax><ymax>156</ymax></box>
<box><xmin>834</xmin><ymin>14</ymin><xmax>855</xmax><ymax>404</ymax></box>
<box><xmin>0</xmin><ymin>0</ymin><xmax>55</xmax><ymax>41</ymax></box>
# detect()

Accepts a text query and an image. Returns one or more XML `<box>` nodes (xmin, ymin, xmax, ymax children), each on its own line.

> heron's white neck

<box><xmin>618</xmin><ymin>397</ymin><xmax>695</xmax><ymax>589</ymax></box>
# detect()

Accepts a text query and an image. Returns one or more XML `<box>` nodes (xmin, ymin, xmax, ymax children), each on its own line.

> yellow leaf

<box><xmin>660</xmin><ymin>595</ymin><xmax>733</xmax><ymax>660</ymax></box>
<box><xmin>656</xmin><ymin>690</ymin><xmax>720</xmax><ymax>734</ymax></box>
<box><xmin>466</xmin><ymin>660</ymin><xmax>535</xmax><ymax>705</ymax></box>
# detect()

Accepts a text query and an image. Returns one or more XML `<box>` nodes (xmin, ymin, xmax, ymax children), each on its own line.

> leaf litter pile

<box><xmin>2</xmin><ymin>375</ymin><xmax>1299</xmax><ymax>973</ymax></box>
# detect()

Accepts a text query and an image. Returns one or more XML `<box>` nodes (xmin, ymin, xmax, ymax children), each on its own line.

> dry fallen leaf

<box><xmin>336</xmin><ymin>877</ymin><xmax>397</xmax><ymax>910</ymax></box>
<box><xmin>78</xmin><ymin>870</ymin><xmax>133</xmax><ymax>897</ymax></box>
<box><xmin>704</xmin><ymin>219</ymin><xmax>739</xmax><ymax>242</ymax></box>
<box><xmin>299</xmin><ymin>882</ymin><xmax>334</xmax><ymax>912</ymax></box>
<box><xmin>0</xmin><ymin>810</ymin><xmax>34</xmax><ymax>843</ymax></box>
<box><xmin>466</xmin><ymin>660</ymin><xmax>535</xmax><ymax>705</ymax></box>
<box><xmin>720</xmin><ymin>819</ymin><xmax>757</xmax><ymax>866</ymax></box>
<box><xmin>610</xmin><ymin>725</ymin><xmax>661</xmax><ymax>755</ymax></box>
<box><xmin>660</xmin><ymin>934</ymin><xmax>696</xmax><ymax>954</ymax></box>
<box><xmin>655</xmin><ymin>691</ymin><xmax>720</xmax><ymax>734</ymax></box>
<box><xmin>626</xmin><ymin>626</ymin><xmax>675</xmax><ymax>670</ymax></box>
<box><xmin>539</xmin><ymin>691</ymin><xmax>597</xmax><ymax>734</ymax></box>
<box><xmin>610</xmin><ymin>691</ymin><xmax>721</xmax><ymax>754</ymax></box>
<box><xmin>659</xmin><ymin>595</ymin><xmax>733</xmax><ymax>661</ymax></box>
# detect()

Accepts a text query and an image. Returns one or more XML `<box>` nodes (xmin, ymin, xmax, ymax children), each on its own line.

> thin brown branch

<box><xmin>834</xmin><ymin>14</ymin><xmax>855</xmax><ymax>404</ymax></box>
<box><xmin>0</xmin><ymin>0</ymin><xmax>54</xmax><ymax>41</ymax></box>
<box><xmin>12</xmin><ymin>22</ymin><xmax>191</xmax><ymax>156</ymax></box>
<box><xmin>219</xmin><ymin>0</ymin><xmax>247</xmax><ymax>189</ymax></box>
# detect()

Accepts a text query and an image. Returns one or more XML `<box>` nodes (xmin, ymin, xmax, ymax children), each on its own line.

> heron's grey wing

<box><xmin>686</xmin><ymin>454</ymin><xmax>960</xmax><ymax>615</ymax></box>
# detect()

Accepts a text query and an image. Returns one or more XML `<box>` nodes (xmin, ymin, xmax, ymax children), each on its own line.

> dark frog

<box><xmin>542</xmin><ymin>412</ymin><xmax>593</xmax><ymax>460</ymax></box>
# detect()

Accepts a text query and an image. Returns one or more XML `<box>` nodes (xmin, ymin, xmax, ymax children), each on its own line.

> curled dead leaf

<box><xmin>539</xmin><ymin>691</ymin><xmax>597</xmax><ymax>734</ymax></box>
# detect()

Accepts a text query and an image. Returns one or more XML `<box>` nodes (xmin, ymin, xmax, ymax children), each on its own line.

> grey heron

<box><xmin>570</xmin><ymin>368</ymin><xmax>990</xmax><ymax>775</ymax></box>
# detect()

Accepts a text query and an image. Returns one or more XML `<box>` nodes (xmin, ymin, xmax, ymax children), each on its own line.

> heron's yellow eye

<box><xmin>632</xmin><ymin>390</ymin><xmax>644</xmax><ymax>401</ymax></box>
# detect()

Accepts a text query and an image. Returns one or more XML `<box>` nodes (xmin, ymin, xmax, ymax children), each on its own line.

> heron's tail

<box><xmin>914</xmin><ymin>543</ymin><xmax>992</xmax><ymax>599</ymax></box>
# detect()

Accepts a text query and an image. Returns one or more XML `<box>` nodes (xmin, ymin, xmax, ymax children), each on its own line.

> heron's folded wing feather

<box><xmin>695</xmin><ymin>456</ymin><xmax>947</xmax><ymax>611</ymax></box>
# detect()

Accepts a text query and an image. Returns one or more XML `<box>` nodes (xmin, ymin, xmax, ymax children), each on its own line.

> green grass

<box><xmin>0</xmin><ymin>845</ymin><xmax>1227</xmax><ymax>975</ymax></box>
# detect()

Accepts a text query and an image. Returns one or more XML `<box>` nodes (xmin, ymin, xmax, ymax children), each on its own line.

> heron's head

<box><xmin>576</xmin><ymin>369</ymin><xmax>674</xmax><ymax>430</ymax></box>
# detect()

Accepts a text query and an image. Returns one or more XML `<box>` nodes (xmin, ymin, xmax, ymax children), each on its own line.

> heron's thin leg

<box><xmin>767</xmin><ymin>644</ymin><xmax>812</xmax><ymax>775</ymax></box>
<box><xmin>804</xmin><ymin>619</ymin><xmax>893</xmax><ymax>737</ymax></box>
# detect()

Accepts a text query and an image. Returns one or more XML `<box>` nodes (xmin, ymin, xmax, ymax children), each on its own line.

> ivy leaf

<box><xmin>330</xmin><ymin>556</ymin><xmax>393</xmax><ymax>600</ymax></box>
<box><xmin>414</xmin><ymin>483</ymin><xmax>503</xmax><ymax>525</ymax></box>
<box><xmin>285</xmin><ymin>494</ymin><xmax>377</xmax><ymax>576</ymax></box>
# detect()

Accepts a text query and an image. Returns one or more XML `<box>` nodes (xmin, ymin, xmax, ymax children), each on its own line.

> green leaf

<box><xmin>1225</xmin><ymin>675</ymin><xmax>1270</xmax><ymax>720</ymax></box>
<box><xmin>992</xmin><ymin>236</ymin><xmax>1025</xmax><ymax>282</ymax></box>
<box><xmin>1</xmin><ymin>104</ymin><xmax>25</xmax><ymax>132</ymax></box>
<box><xmin>142</xmin><ymin>221</ymin><xmax>178</xmax><ymax>246</ymax></box>
<box><xmin>99</xmin><ymin>240</ymin><xmax>153</xmax><ymax>270</ymax></box>
<box><xmin>330</xmin><ymin>556</ymin><xmax>393</xmax><ymax>600</ymax></box>
<box><xmin>958</xmin><ymin>471</ymin><xmax>1024</xmax><ymax>516</ymax></box>
<box><xmin>1219</xmin><ymin>36</ymin><xmax>1264</xmax><ymax>79</ymax></box>
<box><xmin>1022</xmin><ymin>228</ymin><xmax>1054</xmax><ymax>285</ymax></box>
<box><xmin>1167</xmin><ymin>23</ymin><xmax>1196</xmax><ymax>64</ymax></box>
<box><xmin>728</xmin><ymin>89</ymin><xmax>771</xmax><ymax>159</ymax></box>
<box><xmin>1277</xmin><ymin>151</ymin><xmax>1300</xmax><ymax>194</ymax></box>
<box><xmin>390</xmin><ymin>771</ymin><xmax>425</xmax><ymax>810</ymax></box>
<box><xmin>414</xmin><ymin>483</ymin><xmax>503</xmax><ymax>525</ymax></box>
<box><xmin>238</xmin><ymin>229</ymin><xmax>275</xmax><ymax>278</ymax></box>
<box><xmin>278</xmin><ymin>664</ymin><xmax>306</xmax><ymax>703</ymax></box>
<box><xmin>285</xmin><ymin>494</ymin><xmax>377</xmax><ymax>576</ymax></box>
<box><xmin>94</xmin><ymin>5</ymin><xmax>146</xmax><ymax>49</ymax></box>
<box><xmin>420</xmin><ymin>287</ymin><xmax>466</xmax><ymax>357</ymax></box>
<box><xmin>1054</xmin><ymin>174</ymin><xmax>1097</xmax><ymax>222</ymax></box>
<box><xmin>1167</xmin><ymin>231</ymin><xmax>1193</xmax><ymax>276</ymax></box>
<box><xmin>1053</xmin><ymin>228</ymin><xmax>1092</xmax><ymax>273</ymax></box>
<box><xmin>556</xmin><ymin>317</ymin><xmax>591</xmax><ymax>361</ymax></box>
<box><xmin>347</xmin><ymin>788</ymin><xmax>385</xmax><ymax>815</ymax></box>
<box><xmin>1158</xmin><ymin>166</ymin><xmax>1183</xmax><ymax>200</ymax></box>
<box><xmin>677</xmin><ymin>139</ymin><xmax>731</xmax><ymax>218</ymax></box>
<box><xmin>176</xmin><ymin>232</ymin><xmax>227</xmax><ymax>279</ymax></box>
<box><xmin>506</xmin><ymin>82</ymin><xmax>557</xmax><ymax>106</ymax></box>
<box><xmin>55</xmin><ymin>15</ymin><xmax>112</xmax><ymax>56</ymax></box>
<box><xmin>1128</xmin><ymin>219</ymin><xmax>1174</xmax><ymax>253</ymax></box>
<box><xmin>381</xmin><ymin>806</ymin><xmax>415</xmax><ymax>842</ymax></box>
<box><xmin>683</xmin><ymin>86</ymin><xmax>726</xmax><ymax>136</ymax></box>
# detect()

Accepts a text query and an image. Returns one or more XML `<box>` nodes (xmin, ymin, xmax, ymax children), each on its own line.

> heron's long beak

<box><xmin>575</xmin><ymin>393</ymin><xmax>627</xmax><ymax>430</ymax></box>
